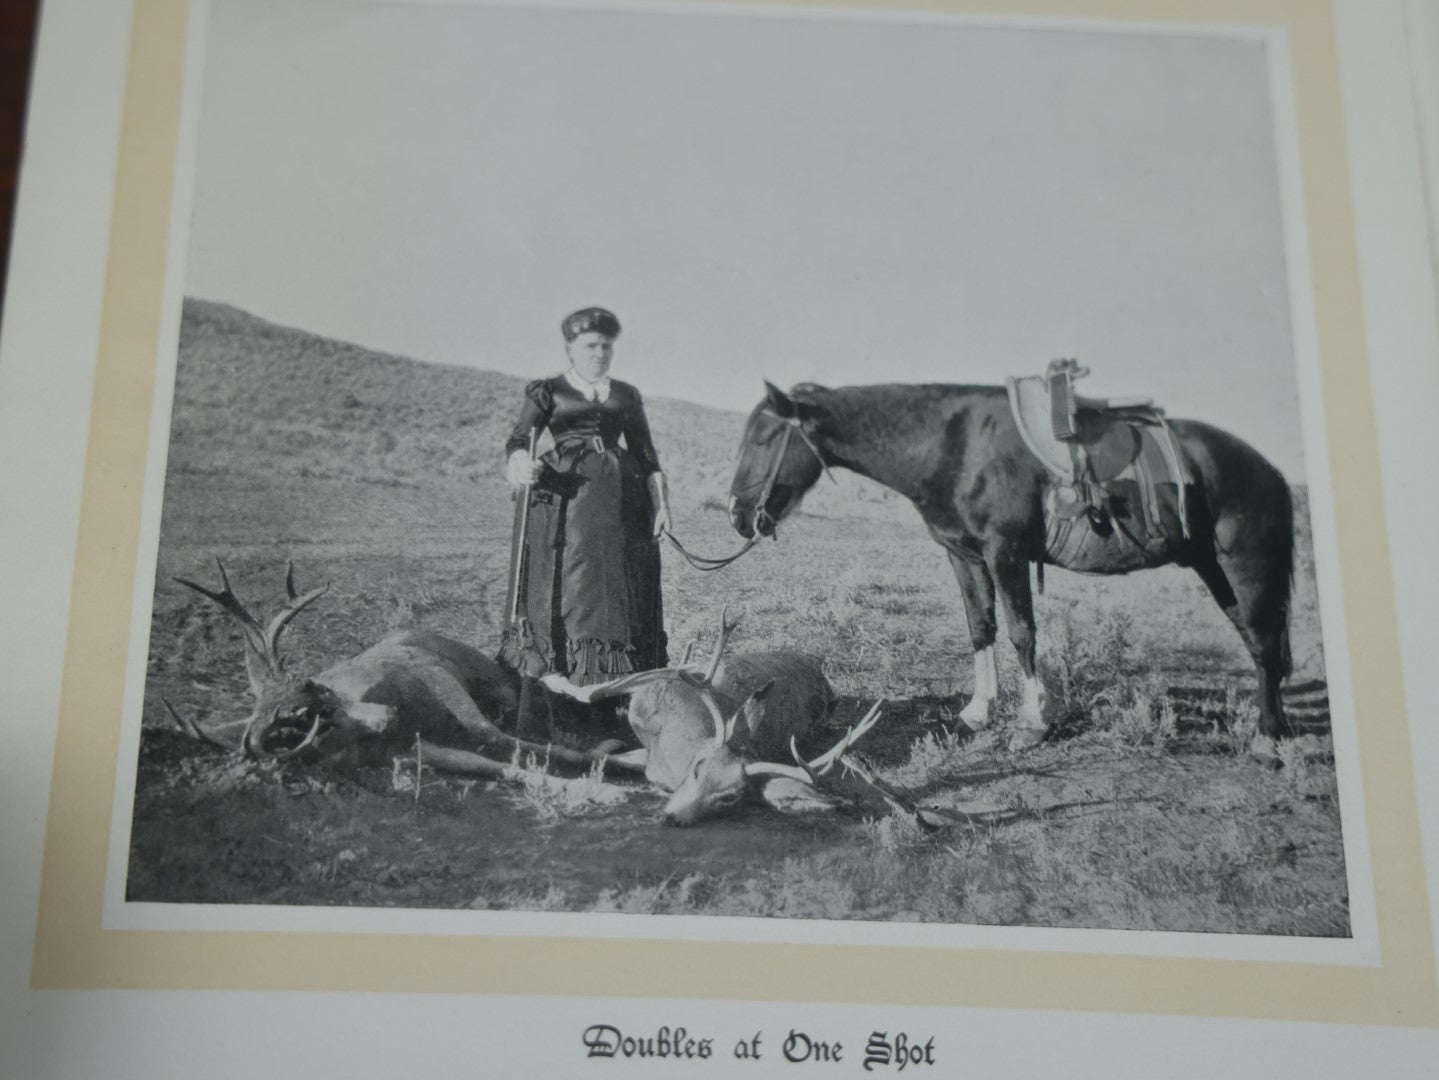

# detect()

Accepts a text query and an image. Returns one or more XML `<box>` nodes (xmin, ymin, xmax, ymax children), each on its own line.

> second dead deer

<box><xmin>543</xmin><ymin>610</ymin><xmax>886</xmax><ymax>825</ymax></box>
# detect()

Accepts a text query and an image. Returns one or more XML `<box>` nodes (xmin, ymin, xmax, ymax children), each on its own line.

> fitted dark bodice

<box><xmin>505</xmin><ymin>375</ymin><xmax>661</xmax><ymax>474</ymax></box>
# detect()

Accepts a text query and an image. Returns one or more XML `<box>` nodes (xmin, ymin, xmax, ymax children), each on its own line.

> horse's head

<box><xmin>728</xmin><ymin>382</ymin><xmax>828</xmax><ymax>539</ymax></box>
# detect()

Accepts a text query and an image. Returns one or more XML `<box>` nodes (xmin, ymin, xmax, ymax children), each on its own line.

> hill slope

<box><xmin>168</xmin><ymin>299</ymin><xmax>901</xmax><ymax>519</ymax></box>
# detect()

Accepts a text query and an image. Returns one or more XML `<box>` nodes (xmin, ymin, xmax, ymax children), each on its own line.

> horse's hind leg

<box><xmin>1191</xmin><ymin>551</ymin><xmax>1293</xmax><ymax>742</ymax></box>
<box><xmin>946</xmin><ymin>550</ymin><xmax>998</xmax><ymax>728</ymax></box>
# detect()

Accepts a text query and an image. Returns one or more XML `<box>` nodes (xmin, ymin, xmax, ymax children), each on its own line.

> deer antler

<box><xmin>266</xmin><ymin>562</ymin><xmax>330</xmax><ymax>666</ymax></box>
<box><xmin>742</xmin><ymin>700</ymin><xmax>883</xmax><ymax>784</ymax></box>
<box><xmin>776</xmin><ymin>702</ymin><xmax>939</xmax><ymax>830</ymax></box>
<box><xmin>831</xmin><ymin>750</ymin><xmax>946</xmax><ymax>832</ymax></box>
<box><xmin>174</xmin><ymin>560</ymin><xmax>328</xmax><ymax>697</ymax></box>
<box><xmin>541</xmin><ymin>669</ymin><xmax>681</xmax><ymax>704</ymax></box>
<box><xmin>697</xmin><ymin>685</ymin><xmax>731</xmax><ymax>748</ymax></box>
<box><xmin>161</xmin><ymin>698</ymin><xmax>234</xmax><ymax>751</ymax></box>
<box><xmin>174</xmin><ymin>560</ymin><xmax>271</xmax><ymax>682</ymax></box>
<box><xmin>241</xmin><ymin>701</ymin><xmax>326</xmax><ymax>759</ymax></box>
<box><xmin>696</xmin><ymin>681</ymin><xmax>769</xmax><ymax>750</ymax></box>
<box><xmin>702</xmin><ymin>605</ymin><xmax>741</xmax><ymax>687</ymax></box>
<box><xmin>791</xmin><ymin>699</ymin><xmax>883</xmax><ymax>780</ymax></box>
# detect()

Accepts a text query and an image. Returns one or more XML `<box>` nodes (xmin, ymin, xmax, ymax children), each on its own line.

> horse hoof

<box><xmin>1249</xmin><ymin>735</ymin><xmax>1283</xmax><ymax>770</ymax></box>
<box><xmin>1007</xmin><ymin>727</ymin><xmax>1048</xmax><ymax>753</ymax></box>
<box><xmin>960</xmin><ymin>697</ymin><xmax>995</xmax><ymax>729</ymax></box>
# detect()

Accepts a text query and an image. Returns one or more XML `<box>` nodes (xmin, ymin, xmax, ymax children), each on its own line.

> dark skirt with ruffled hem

<box><xmin>512</xmin><ymin>445</ymin><xmax>667</xmax><ymax>684</ymax></box>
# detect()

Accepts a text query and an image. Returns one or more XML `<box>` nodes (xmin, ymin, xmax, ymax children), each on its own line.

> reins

<box><xmin>660</xmin><ymin>528</ymin><xmax>760</xmax><ymax>571</ymax></box>
<box><xmin>661</xmin><ymin>410</ymin><xmax>835</xmax><ymax>573</ymax></box>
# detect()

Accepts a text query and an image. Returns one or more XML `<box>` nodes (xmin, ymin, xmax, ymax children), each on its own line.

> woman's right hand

<box><xmin>506</xmin><ymin>450</ymin><xmax>542</xmax><ymax>487</ymax></box>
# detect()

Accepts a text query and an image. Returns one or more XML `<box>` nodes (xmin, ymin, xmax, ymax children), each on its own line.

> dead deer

<box><xmin>165</xmin><ymin>561</ymin><xmax>622</xmax><ymax>780</ymax></box>
<box><xmin>541</xmin><ymin>610</ymin><xmax>888</xmax><ymax>825</ymax></box>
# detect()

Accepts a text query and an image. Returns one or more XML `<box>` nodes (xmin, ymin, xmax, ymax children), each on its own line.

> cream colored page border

<box><xmin>29</xmin><ymin>0</ymin><xmax>1438</xmax><ymax>1025</ymax></box>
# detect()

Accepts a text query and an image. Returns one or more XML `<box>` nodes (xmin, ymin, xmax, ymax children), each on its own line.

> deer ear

<box><xmin>725</xmin><ymin>682</ymin><xmax>772</xmax><ymax>746</ymax></box>
<box><xmin>756</xmin><ymin>776</ymin><xmax>843</xmax><ymax>815</ymax></box>
<box><xmin>300</xmin><ymin>679</ymin><xmax>338</xmax><ymax>711</ymax></box>
<box><xmin>722</xmin><ymin>708</ymin><xmax>742</xmax><ymax>747</ymax></box>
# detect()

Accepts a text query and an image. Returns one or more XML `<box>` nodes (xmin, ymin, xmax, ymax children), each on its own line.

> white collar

<box><xmin>563</xmin><ymin>367</ymin><xmax>611</xmax><ymax>403</ymax></box>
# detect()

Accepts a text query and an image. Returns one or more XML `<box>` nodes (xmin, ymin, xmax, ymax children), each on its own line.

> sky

<box><xmin>185</xmin><ymin>0</ymin><xmax>1309</xmax><ymax>478</ymax></box>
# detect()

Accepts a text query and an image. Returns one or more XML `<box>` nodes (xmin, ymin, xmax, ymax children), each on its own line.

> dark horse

<box><xmin>728</xmin><ymin>382</ymin><xmax>1294</xmax><ymax>752</ymax></box>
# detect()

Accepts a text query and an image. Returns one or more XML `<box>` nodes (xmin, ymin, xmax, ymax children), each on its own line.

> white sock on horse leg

<box><xmin>961</xmin><ymin>645</ymin><xmax>997</xmax><ymax>726</ymax></box>
<box><xmin>1019</xmin><ymin>672</ymin><xmax>1048</xmax><ymax>730</ymax></box>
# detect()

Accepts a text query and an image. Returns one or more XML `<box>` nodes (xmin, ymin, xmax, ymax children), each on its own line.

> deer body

<box><xmin>169</xmin><ymin>563</ymin><xmax>616</xmax><ymax>778</ymax></box>
<box><xmin>629</xmin><ymin>651</ymin><xmax>835</xmax><ymax>795</ymax></box>
<box><xmin>286</xmin><ymin>629</ymin><xmax>523</xmax><ymax>756</ymax></box>
<box><xmin>543</xmin><ymin>614</ymin><xmax>880</xmax><ymax>826</ymax></box>
<box><xmin>175</xmin><ymin>575</ymin><xmax>916</xmax><ymax>827</ymax></box>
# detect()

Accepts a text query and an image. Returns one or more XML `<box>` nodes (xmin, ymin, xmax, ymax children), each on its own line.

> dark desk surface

<box><xmin>1</xmin><ymin>0</ymin><xmax>40</xmax><ymax>320</ymax></box>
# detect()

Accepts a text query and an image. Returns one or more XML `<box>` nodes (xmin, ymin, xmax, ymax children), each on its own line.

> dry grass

<box><xmin>503</xmin><ymin>755</ymin><xmax>630</xmax><ymax>821</ymax></box>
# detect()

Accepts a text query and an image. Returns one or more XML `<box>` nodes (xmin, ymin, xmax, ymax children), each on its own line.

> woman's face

<box><xmin>566</xmin><ymin>332</ymin><xmax>615</xmax><ymax>383</ymax></box>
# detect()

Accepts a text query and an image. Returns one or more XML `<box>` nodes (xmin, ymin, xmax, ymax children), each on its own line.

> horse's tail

<box><xmin>1279</xmin><ymin>594</ymin><xmax>1294</xmax><ymax>679</ymax></box>
<box><xmin>1276</xmin><ymin>476</ymin><xmax>1296</xmax><ymax>680</ymax></box>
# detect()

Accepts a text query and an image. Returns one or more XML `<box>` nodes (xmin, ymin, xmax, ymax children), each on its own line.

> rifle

<box><xmin>497</xmin><ymin>428</ymin><xmax>553</xmax><ymax>739</ymax></box>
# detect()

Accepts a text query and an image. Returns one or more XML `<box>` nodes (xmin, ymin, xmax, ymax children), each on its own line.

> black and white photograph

<box><xmin>118</xmin><ymin>0</ymin><xmax>1359</xmax><ymax>938</ymax></box>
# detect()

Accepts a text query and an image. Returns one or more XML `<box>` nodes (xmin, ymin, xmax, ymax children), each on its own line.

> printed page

<box><xmin>2</xmin><ymin>0</ymin><xmax>1438</xmax><ymax>1075</ymax></box>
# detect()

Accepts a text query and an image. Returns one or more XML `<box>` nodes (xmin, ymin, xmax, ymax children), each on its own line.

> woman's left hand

<box><xmin>647</xmin><ymin>472</ymin><xmax>673</xmax><ymax>539</ymax></box>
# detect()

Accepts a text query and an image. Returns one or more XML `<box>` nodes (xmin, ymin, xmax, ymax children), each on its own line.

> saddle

<box><xmin>1006</xmin><ymin>359</ymin><xmax>1192</xmax><ymax>541</ymax></box>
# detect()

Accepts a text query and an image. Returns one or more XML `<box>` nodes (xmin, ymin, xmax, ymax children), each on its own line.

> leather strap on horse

<box><xmin>734</xmin><ymin>411</ymin><xmax>838</xmax><ymax>537</ymax></box>
<box><xmin>662</xmin><ymin>409</ymin><xmax>834</xmax><ymax>573</ymax></box>
<box><xmin>660</xmin><ymin>527</ymin><xmax>760</xmax><ymax>571</ymax></box>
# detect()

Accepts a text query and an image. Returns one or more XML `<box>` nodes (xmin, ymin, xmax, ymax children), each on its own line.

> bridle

<box><xmin>659</xmin><ymin>409</ymin><xmax>835</xmax><ymax>572</ymax></box>
<box><xmin>735</xmin><ymin>410</ymin><xmax>837</xmax><ymax>539</ymax></box>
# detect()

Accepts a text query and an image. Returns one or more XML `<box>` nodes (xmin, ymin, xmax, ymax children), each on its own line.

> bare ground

<box><xmin>131</xmin><ymin>472</ymin><xmax>1347</xmax><ymax>935</ymax></box>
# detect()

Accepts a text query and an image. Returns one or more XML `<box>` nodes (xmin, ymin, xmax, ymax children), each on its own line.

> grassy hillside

<box><xmin>170</xmin><ymin>298</ymin><xmax>899</xmax><ymax>521</ymax></box>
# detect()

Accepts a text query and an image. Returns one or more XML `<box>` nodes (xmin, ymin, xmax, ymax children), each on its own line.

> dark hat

<box><xmin>561</xmin><ymin>307</ymin><xmax>621</xmax><ymax>341</ymax></box>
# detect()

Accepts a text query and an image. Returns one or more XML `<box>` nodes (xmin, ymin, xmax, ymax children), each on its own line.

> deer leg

<box><xmin>416</xmin><ymin>739</ymin><xmax>513</xmax><ymax>779</ymax></box>
<box><xmin>991</xmin><ymin>551</ymin><xmax>1048</xmax><ymax>751</ymax></box>
<box><xmin>416</xmin><ymin>740</ymin><xmax>641</xmax><ymax>802</ymax></box>
<box><xmin>513</xmin><ymin>674</ymin><xmax>554</xmax><ymax>742</ymax></box>
<box><xmin>412</xmin><ymin>666</ymin><xmax>619</xmax><ymax>774</ymax></box>
<box><xmin>947</xmin><ymin>550</ymin><xmax>998</xmax><ymax>728</ymax></box>
<box><xmin>602</xmin><ymin>748</ymin><xmax>651</xmax><ymax>773</ymax></box>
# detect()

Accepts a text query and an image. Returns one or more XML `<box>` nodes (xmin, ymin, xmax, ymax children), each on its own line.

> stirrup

<box><xmin>1085</xmin><ymin>506</ymin><xmax>1113</xmax><ymax>537</ymax></box>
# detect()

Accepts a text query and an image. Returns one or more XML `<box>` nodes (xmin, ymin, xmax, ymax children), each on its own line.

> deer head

<box><xmin>170</xmin><ymin>561</ymin><xmax>397</xmax><ymax>759</ymax></box>
<box><xmin>661</xmin><ymin>695</ymin><xmax>882</xmax><ymax>826</ymax></box>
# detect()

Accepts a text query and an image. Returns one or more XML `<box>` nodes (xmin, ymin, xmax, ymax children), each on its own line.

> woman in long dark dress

<box><xmin>503</xmin><ymin>307</ymin><xmax>671</xmax><ymax>687</ymax></box>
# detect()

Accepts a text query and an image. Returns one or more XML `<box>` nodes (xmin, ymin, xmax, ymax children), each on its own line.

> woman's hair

<box><xmin>561</xmin><ymin>307</ymin><xmax>621</xmax><ymax>341</ymax></box>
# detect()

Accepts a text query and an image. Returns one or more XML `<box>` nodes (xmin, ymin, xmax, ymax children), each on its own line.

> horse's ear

<box><xmin>764</xmin><ymin>381</ymin><xmax>826</xmax><ymax>422</ymax></box>
<box><xmin>763</xmin><ymin>380</ymin><xmax>795</xmax><ymax>418</ymax></box>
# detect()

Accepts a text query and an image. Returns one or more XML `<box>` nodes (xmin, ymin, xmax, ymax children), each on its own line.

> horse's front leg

<box><xmin>991</xmin><ymin>552</ymin><xmax>1048</xmax><ymax>751</ymax></box>
<box><xmin>947</xmin><ymin>550</ymin><xmax>998</xmax><ymax>729</ymax></box>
